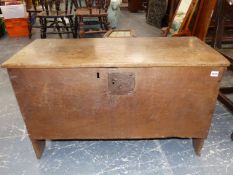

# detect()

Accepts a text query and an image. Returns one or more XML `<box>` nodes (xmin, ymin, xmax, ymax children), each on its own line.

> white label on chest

<box><xmin>210</xmin><ymin>71</ymin><xmax>219</xmax><ymax>77</ymax></box>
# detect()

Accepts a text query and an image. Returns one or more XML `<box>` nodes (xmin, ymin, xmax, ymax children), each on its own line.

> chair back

<box><xmin>74</xmin><ymin>0</ymin><xmax>110</xmax><ymax>13</ymax></box>
<box><xmin>86</xmin><ymin>0</ymin><xmax>111</xmax><ymax>11</ymax></box>
<box><xmin>30</xmin><ymin>0</ymin><xmax>45</xmax><ymax>11</ymax></box>
<box><xmin>39</xmin><ymin>0</ymin><xmax>74</xmax><ymax>15</ymax></box>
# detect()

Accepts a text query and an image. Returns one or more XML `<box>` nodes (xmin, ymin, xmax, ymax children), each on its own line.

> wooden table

<box><xmin>1</xmin><ymin>37</ymin><xmax>229</xmax><ymax>159</ymax></box>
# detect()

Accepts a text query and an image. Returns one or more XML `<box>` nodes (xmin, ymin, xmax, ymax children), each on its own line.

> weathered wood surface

<box><xmin>1</xmin><ymin>37</ymin><xmax>229</xmax><ymax>68</ymax></box>
<box><xmin>3</xmin><ymin>37</ymin><xmax>230</xmax><ymax>158</ymax></box>
<box><xmin>192</xmin><ymin>138</ymin><xmax>205</xmax><ymax>156</ymax></box>
<box><xmin>9</xmin><ymin>67</ymin><xmax>224</xmax><ymax>139</ymax></box>
<box><xmin>30</xmin><ymin>138</ymin><xmax>46</xmax><ymax>159</ymax></box>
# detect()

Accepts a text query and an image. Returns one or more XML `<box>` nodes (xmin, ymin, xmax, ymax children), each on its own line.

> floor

<box><xmin>0</xmin><ymin>9</ymin><xmax>233</xmax><ymax>175</ymax></box>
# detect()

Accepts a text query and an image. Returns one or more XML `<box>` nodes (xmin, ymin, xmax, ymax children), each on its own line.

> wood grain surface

<box><xmin>1</xmin><ymin>37</ymin><xmax>230</xmax><ymax>68</ymax></box>
<box><xmin>8</xmin><ymin>67</ymin><xmax>224</xmax><ymax>140</ymax></box>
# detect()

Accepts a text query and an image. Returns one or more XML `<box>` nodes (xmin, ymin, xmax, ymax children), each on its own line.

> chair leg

<box><xmin>68</xmin><ymin>17</ymin><xmax>76</xmax><ymax>38</ymax></box>
<box><xmin>79</xmin><ymin>17</ymin><xmax>85</xmax><ymax>38</ymax></box>
<box><xmin>103</xmin><ymin>16</ymin><xmax>111</xmax><ymax>30</ymax></box>
<box><xmin>39</xmin><ymin>17</ymin><xmax>46</xmax><ymax>39</ymax></box>
<box><xmin>74</xmin><ymin>16</ymin><xmax>78</xmax><ymax>38</ymax></box>
<box><xmin>61</xmin><ymin>17</ymin><xmax>69</xmax><ymax>32</ymax></box>
<box><xmin>44</xmin><ymin>18</ymin><xmax>47</xmax><ymax>38</ymax></box>
<box><xmin>28</xmin><ymin>12</ymin><xmax>32</xmax><ymax>39</ymax></box>
<box><xmin>54</xmin><ymin>18</ymin><xmax>62</xmax><ymax>38</ymax></box>
<box><xmin>99</xmin><ymin>17</ymin><xmax>104</xmax><ymax>30</ymax></box>
<box><xmin>107</xmin><ymin>18</ymin><xmax>111</xmax><ymax>30</ymax></box>
<box><xmin>103</xmin><ymin>17</ymin><xmax>107</xmax><ymax>30</ymax></box>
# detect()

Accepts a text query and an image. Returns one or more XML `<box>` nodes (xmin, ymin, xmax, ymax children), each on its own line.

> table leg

<box><xmin>30</xmin><ymin>138</ymin><xmax>46</xmax><ymax>159</ymax></box>
<box><xmin>192</xmin><ymin>138</ymin><xmax>205</xmax><ymax>156</ymax></box>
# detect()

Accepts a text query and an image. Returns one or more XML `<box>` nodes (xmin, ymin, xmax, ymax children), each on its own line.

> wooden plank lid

<box><xmin>1</xmin><ymin>37</ymin><xmax>230</xmax><ymax>68</ymax></box>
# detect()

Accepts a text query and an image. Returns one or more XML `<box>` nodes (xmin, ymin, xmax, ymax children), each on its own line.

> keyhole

<box><xmin>112</xmin><ymin>78</ymin><xmax>117</xmax><ymax>85</ymax></box>
<box><xmin>97</xmin><ymin>72</ymin><xmax>100</xmax><ymax>78</ymax></box>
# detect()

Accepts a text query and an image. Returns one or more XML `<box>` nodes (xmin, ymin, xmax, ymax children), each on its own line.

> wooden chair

<box><xmin>162</xmin><ymin>0</ymin><xmax>200</xmax><ymax>37</ymax></box>
<box><xmin>210</xmin><ymin>0</ymin><xmax>233</xmax><ymax>48</ymax></box>
<box><xmin>37</xmin><ymin>0</ymin><xmax>77</xmax><ymax>38</ymax></box>
<box><xmin>217</xmin><ymin>50</ymin><xmax>233</xmax><ymax>141</ymax></box>
<box><xmin>74</xmin><ymin>0</ymin><xmax>111</xmax><ymax>38</ymax></box>
<box><xmin>191</xmin><ymin>0</ymin><xmax>218</xmax><ymax>41</ymax></box>
<box><xmin>163</xmin><ymin>0</ymin><xmax>218</xmax><ymax>41</ymax></box>
<box><xmin>27</xmin><ymin>0</ymin><xmax>44</xmax><ymax>38</ymax></box>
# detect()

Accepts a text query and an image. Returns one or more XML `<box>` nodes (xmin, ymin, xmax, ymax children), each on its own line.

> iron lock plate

<box><xmin>108</xmin><ymin>72</ymin><xmax>135</xmax><ymax>95</ymax></box>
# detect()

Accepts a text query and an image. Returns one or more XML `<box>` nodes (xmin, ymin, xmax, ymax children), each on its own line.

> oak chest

<box><xmin>1</xmin><ymin>37</ymin><xmax>230</xmax><ymax>158</ymax></box>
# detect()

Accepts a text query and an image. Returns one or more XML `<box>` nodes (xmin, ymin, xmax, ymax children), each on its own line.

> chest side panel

<box><xmin>8</xmin><ymin>67</ymin><xmax>224</xmax><ymax>139</ymax></box>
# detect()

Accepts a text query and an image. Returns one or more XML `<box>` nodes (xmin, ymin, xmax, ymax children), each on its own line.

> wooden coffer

<box><xmin>1</xmin><ymin>37</ymin><xmax>230</xmax><ymax>158</ymax></box>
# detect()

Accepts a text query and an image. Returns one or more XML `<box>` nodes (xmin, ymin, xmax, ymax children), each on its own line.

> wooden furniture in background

<box><xmin>1</xmin><ymin>37</ymin><xmax>229</xmax><ymax>158</ymax></box>
<box><xmin>128</xmin><ymin>0</ymin><xmax>144</xmax><ymax>12</ymax></box>
<box><xmin>163</xmin><ymin>0</ymin><xmax>200</xmax><ymax>37</ymax></box>
<box><xmin>166</xmin><ymin>0</ymin><xmax>232</xmax><ymax>48</ymax></box>
<box><xmin>37</xmin><ymin>0</ymin><xmax>76</xmax><ymax>38</ymax></box>
<box><xmin>120</xmin><ymin>0</ymin><xmax>128</xmax><ymax>8</ymax></box>
<box><xmin>217</xmin><ymin>50</ymin><xmax>233</xmax><ymax>140</ymax></box>
<box><xmin>142</xmin><ymin>0</ymin><xmax>149</xmax><ymax>16</ymax></box>
<box><xmin>104</xmin><ymin>29</ymin><xmax>135</xmax><ymax>38</ymax></box>
<box><xmin>0</xmin><ymin>0</ymin><xmax>4</xmax><ymax>5</ymax></box>
<box><xmin>192</xmin><ymin>0</ymin><xmax>217</xmax><ymax>41</ymax></box>
<box><xmin>27</xmin><ymin>0</ymin><xmax>43</xmax><ymax>38</ymax></box>
<box><xmin>163</xmin><ymin>0</ymin><xmax>217</xmax><ymax>41</ymax></box>
<box><xmin>0</xmin><ymin>17</ymin><xmax>6</xmax><ymax>38</ymax></box>
<box><xmin>24</xmin><ymin>0</ymin><xmax>32</xmax><ymax>9</ymax></box>
<box><xmin>74</xmin><ymin>0</ymin><xmax>111</xmax><ymax>38</ymax></box>
<box><xmin>210</xmin><ymin>0</ymin><xmax>233</xmax><ymax>48</ymax></box>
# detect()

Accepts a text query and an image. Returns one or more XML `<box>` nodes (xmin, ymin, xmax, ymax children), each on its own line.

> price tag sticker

<box><xmin>210</xmin><ymin>71</ymin><xmax>219</xmax><ymax>77</ymax></box>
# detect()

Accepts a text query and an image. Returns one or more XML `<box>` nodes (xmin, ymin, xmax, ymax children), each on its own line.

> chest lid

<box><xmin>1</xmin><ymin>37</ymin><xmax>230</xmax><ymax>68</ymax></box>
